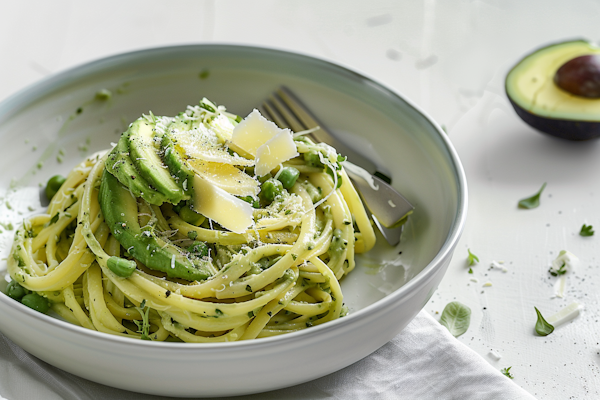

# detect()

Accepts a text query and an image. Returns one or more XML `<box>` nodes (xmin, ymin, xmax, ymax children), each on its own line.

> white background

<box><xmin>2</xmin><ymin>1</ymin><xmax>600</xmax><ymax>398</ymax></box>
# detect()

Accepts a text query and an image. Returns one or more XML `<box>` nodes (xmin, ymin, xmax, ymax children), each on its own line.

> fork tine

<box><xmin>267</xmin><ymin>95</ymin><xmax>306</xmax><ymax>133</ymax></box>
<box><xmin>276</xmin><ymin>86</ymin><xmax>337</xmax><ymax>145</ymax></box>
<box><xmin>261</xmin><ymin>101</ymin><xmax>289</xmax><ymax>130</ymax></box>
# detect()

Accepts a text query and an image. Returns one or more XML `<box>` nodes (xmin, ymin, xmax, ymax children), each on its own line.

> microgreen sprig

<box><xmin>580</xmin><ymin>224</ymin><xmax>594</xmax><ymax>237</ymax></box>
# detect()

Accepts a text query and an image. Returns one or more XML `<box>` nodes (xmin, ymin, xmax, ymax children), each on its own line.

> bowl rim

<box><xmin>0</xmin><ymin>43</ymin><xmax>468</xmax><ymax>350</ymax></box>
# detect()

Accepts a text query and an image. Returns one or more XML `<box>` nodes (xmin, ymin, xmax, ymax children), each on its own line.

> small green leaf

<box><xmin>580</xmin><ymin>224</ymin><xmax>594</xmax><ymax>237</ymax></box>
<box><xmin>548</xmin><ymin>261</ymin><xmax>567</xmax><ymax>277</ymax></box>
<box><xmin>439</xmin><ymin>301</ymin><xmax>471</xmax><ymax>337</ymax></box>
<box><xmin>534</xmin><ymin>307</ymin><xmax>554</xmax><ymax>336</ymax></box>
<box><xmin>467</xmin><ymin>248</ymin><xmax>479</xmax><ymax>266</ymax></box>
<box><xmin>199</xmin><ymin>69</ymin><xmax>210</xmax><ymax>80</ymax></box>
<box><xmin>518</xmin><ymin>182</ymin><xmax>546</xmax><ymax>209</ymax></box>
<box><xmin>49</xmin><ymin>212</ymin><xmax>60</xmax><ymax>225</ymax></box>
<box><xmin>468</xmin><ymin>268</ymin><xmax>473</xmax><ymax>274</ymax></box>
<box><xmin>134</xmin><ymin>299</ymin><xmax>151</xmax><ymax>340</ymax></box>
<box><xmin>501</xmin><ymin>367</ymin><xmax>514</xmax><ymax>379</ymax></box>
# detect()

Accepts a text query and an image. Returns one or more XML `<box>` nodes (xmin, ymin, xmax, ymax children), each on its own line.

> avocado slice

<box><xmin>506</xmin><ymin>39</ymin><xmax>600</xmax><ymax>141</ymax></box>
<box><xmin>161</xmin><ymin>117</ymin><xmax>195</xmax><ymax>197</ymax></box>
<box><xmin>128</xmin><ymin>118</ymin><xmax>188</xmax><ymax>203</ymax></box>
<box><xmin>105</xmin><ymin>128</ymin><xmax>168</xmax><ymax>206</ymax></box>
<box><xmin>99</xmin><ymin>170</ymin><xmax>213</xmax><ymax>281</ymax></box>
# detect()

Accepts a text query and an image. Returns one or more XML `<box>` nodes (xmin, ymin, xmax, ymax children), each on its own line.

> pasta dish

<box><xmin>5</xmin><ymin>98</ymin><xmax>376</xmax><ymax>342</ymax></box>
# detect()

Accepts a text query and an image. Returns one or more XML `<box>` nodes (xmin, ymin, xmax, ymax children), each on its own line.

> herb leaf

<box><xmin>549</xmin><ymin>261</ymin><xmax>567</xmax><ymax>277</ymax></box>
<box><xmin>439</xmin><ymin>301</ymin><xmax>471</xmax><ymax>337</ymax></box>
<box><xmin>518</xmin><ymin>182</ymin><xmax>546</xmax><ymax>209</ymax></box>
<box><xmin>580</xmin><ymin>224</ymin><xmax>594</xmax><ymax>237</ymax></box>
<box><xmin>467</xmin><ymin>249</ymin><xmax>479</xmax><ymax>266</ymax></box>
<box><xmin>534</xmin><ymin>307</ymin><xmax>554</xmax><ymax>336</ymax></box>
<box><xmin>134</xmin><ymin>299</ymin><xmax>151</xmax><ymax>340</ymax></box>
<box><xmin>501</xmin><ymin>367</ymin><xmax>514</xmax><ymax>379</ymax></box>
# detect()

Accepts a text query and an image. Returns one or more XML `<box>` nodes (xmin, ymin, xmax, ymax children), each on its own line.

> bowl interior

<box><xmin>0</xmin><ymin>45</ymin><xmax>463</xmax><ymax>316</ymax></box>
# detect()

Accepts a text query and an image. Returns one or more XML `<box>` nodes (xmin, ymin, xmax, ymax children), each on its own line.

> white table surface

<box><xmin>1</xmin><ymin>1</ymin><xmax>599</xmax><ymax>399</ymax></box>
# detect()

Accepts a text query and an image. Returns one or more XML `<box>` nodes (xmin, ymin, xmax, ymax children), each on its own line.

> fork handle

<box><xmin>344</xmin><ymin>162</ymin><xmax>414</xmax><ymax>228</ymax></box>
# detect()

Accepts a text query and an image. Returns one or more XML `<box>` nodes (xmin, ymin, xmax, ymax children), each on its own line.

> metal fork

<box><xmin>261</xmin><ymin>86</ymin><xmax>414</xmax><ymax>246</ymax></box>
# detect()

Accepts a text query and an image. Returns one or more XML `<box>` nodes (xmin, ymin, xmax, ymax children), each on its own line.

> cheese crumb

<box><xmin>546</xmin><ymin>301</ymin><xmax>582</xmax><ymax>327</ymax></box>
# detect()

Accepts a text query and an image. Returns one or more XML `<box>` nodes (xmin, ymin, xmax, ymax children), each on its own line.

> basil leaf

<box><xmin>467</xmin><ymin>249</ymin><xmax>479</xmax><ymax>266</ymax></box>
<box><xmin>534</xmin><ymin>307</ymin><xmax>554</xmax><ymax>336</ymax></box>
<box><xmin>580</xmin><ymin>224</ymin><xmax>594</xmax><ymax>237</ymax></box>
<box><xmin>439</xmin><ymin>301</ymin><xmax>471</xmax><ymax>337</ymax></box>
<box><xmin>518</xmin><ymin>182</ymin><xmax>546</xmax><ymax>209</ymax></box>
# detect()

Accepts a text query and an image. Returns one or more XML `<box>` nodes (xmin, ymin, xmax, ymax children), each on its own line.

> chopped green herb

<box><xmin>467</xmin><ymin>248</ymin><xmax>479</xmax><ymax>266</ymax></box>
<box><xmin>549</xmin><ymin>261</ymin><xmax>567</xmax><ymax>277</ymax></box>
<box><xmin>439</xmin><ymin>301</ymin><xmax>471</xmax><ymax>337</ymax></box>
<box><xmin>134</xmin><ymin>299</ymin><xmax>151</xmax><ymax>340</ymax></box>
<box><xmin>95</xmin><ymin>89</ymin><xmax>112</xmax><ymax>101</ymax></box>
<box><xmin>501</xmin><ymin>367</ymin><xmax>514</xmax><ymax>379</ymax></box>
<box><xmin>49</xmin><ymin>212</ymin><xmax>60</xmax><ymax>225</ymax></box>
<box><xmin>199</xmin><ymin>69</ymin><xmax>210</xmax><ymax>79</ymax></box>
<box><xmin>580</xmin><ymin>224</ymin><xmax>594</xmax><ymax>237</ymax></box>
<box><xmin>518</xmin><ymin>182</ymin><xmax>546</xmax><ymax>209</ymax></box>
<box><xmin>534</xmin><ymin>307</ymin><xmax>554</xmax><ymax>336</ymax></box>
<box><xmin>468</xmin><ymin>268</ymin><xmax>473</xmax><ymax>274</ymax></box>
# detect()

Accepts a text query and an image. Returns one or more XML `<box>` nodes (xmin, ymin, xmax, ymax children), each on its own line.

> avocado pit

<box><xmin>554</xmin><ymin>54</ymin><xmax>600</xmax><ymax>98</ymax></box>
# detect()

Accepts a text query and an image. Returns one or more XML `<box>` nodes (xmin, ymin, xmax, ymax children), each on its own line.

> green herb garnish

<box><xmin>501</xmin><ymin>367</ymin><xmax>514</xmax><ymax>379</ymax></box>
<box><xmin>439</xmin><ymin>301</ymin><xmax>471</xmax><ymax>337</ymax></box>
<box><xmin>134</xmin><ymin>299</ymin><xmax>151</xmax><ymax>340</ymax></box>
<box><xmin>580</xmin><ymin>224</ymin><xmax>594</xmax><ymax>237</ymax></box>
<box><xmin>549</xmin><ymin>261</ymin><xmax>567</xmax><ymax>277</ymax></box>
<box><xmin>467</xmin><ymin>248</ymin><xmax>479</xmax><ymax>266</ymax></box>
<box><xmin>199</xmin><ymin>69</ymin><xmax>210</xmax><ymax>80</ymax></box>
<box><xmin>534</xmin><ymin>307</ymin><xmax>554</xmax><ymax>336</ymax></box>
<box><xmin>518</xmin><ymin>182</ymin><xmax>546</xmax><ymax>209</ymax></box>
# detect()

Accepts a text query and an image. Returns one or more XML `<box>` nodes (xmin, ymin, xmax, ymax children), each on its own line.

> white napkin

<box><xmin>0</xmin><ymin>310</ymin><xmax>535</xmax><ymax>400</ymax></box>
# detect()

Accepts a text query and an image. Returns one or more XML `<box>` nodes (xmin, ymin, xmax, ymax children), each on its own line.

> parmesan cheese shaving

<box><xmin>191</xmin><ymin>174</ymin><xmax>254</xmax><ymax>234</ymax></box>
<box><xmin>546</xmin><ymin>301</ymin><xmax>582</xmax><ymax>326</ymax></box>
<box><xmin>230</xmin><ymin>109</ymin><xmax>281</xmax><ymax>157</ymax></box>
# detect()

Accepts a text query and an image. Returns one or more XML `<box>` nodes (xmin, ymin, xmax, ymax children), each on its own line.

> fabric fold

<box><xmin>0</xmin><ymin>310</ymin><xmax>536</xmax><ymax>400</ymax></box>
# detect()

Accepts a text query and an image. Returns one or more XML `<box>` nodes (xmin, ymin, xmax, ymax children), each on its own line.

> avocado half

<box><xmin>506</xmin><ymin>39</ymin><xmax>600</xmax><ymax>141</ymax></box>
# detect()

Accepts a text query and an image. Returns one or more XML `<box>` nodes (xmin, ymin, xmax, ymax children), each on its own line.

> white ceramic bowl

<box><xmin>0</xmin><ymin>45</ymin><xmax>467</xmax><ymax>397</ymax></box>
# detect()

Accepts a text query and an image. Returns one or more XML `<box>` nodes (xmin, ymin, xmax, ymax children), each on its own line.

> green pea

<box><xmin>277</xmin><ymin>167</ymin><xmax>300</xmax><ymax>189</ymax></box>
<box><xmin>303</xmin><ymin>150</ymin><xmax>324</xmax><ymax>169</ymax></box>
<box><xmin>179</xmin><ymin>205</ymin><xmax>205</xmax><ymax>226</ymax></box>
<box><xmin>45</xmin><ymin>175</ymin><xmax>66</xmax><ymax>201</ymax></box>
<box><xmin>187</xmin><ymin>241</ymin><xmax>209</xmax><ymax>258</ymax></box>
<box><xmin>260</xmin><ymin>179</ymin><xmax>283</xmax><ymax>203</ymax></box>
<box><xmin>107</xmin><ymin>256</ymin><xmax>137</xmax><ymax>277</ymax></box>
<box><xmin>240</xmin><ymin>196</ymin><xmax>260</xmax><ymax>208</ymax></box>
<box><xmin>21</xmin><ymin>293</ymin><xmax>50</xmax><ymax>313</ymax></box>
<box><xmin>6</xmin><ymin>280</ymin><xmax>27</xmax><ymax>301</ymax></box>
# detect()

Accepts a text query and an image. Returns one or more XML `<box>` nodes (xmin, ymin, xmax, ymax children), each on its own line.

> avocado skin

<box><xmin>105</xmin><ymin>128</ymin><xmax>168</xmax><ymax>205</ymax></box>
<box><xmin>508</xmin><ymin>98</ymin><xmax>600</xmax><ymax>141</ymax></box>
<box><xmin>99</xmin><ymin>170</ymin><xmax>212</xmax><ymax>281</ymax></box>
<box><xmin>506</xmin><ymin>39</ymin><xmax>600</xmax><ymax>141</ymax></box>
